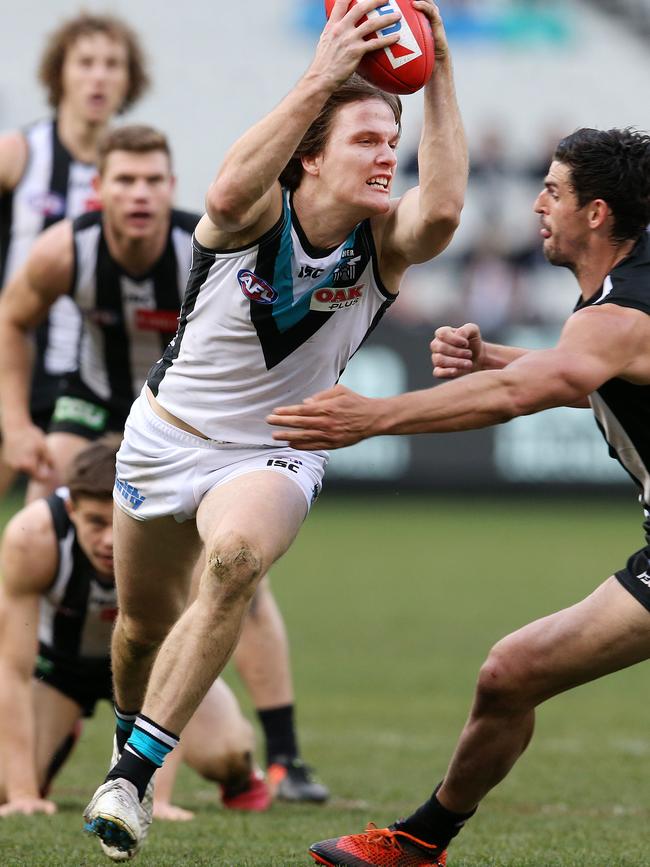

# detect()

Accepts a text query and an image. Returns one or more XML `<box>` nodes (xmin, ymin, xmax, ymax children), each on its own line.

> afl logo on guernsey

<box><xmin>238</xmin><ymin>269</ymin><xmax>278</xmax><ymax>304</ymax></box>
<box><xmin>28</xmin><ymin>191</ymin><xmax>66</xmax><ymax>218</ymax></box>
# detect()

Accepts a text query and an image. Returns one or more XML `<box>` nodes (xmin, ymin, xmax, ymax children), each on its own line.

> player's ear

<box><xmin>301</xmin><ymin>153</ymin><xmax>322</xmax><ymax>179</ymax></box>
<box><xmin>587</xmin><ymin>198</ymin><xmax>610</xmax><ymax>230</ymax></box>
<box><xmin>92</xmin><ymin>172</ymin><xmax>102</xmax><ymax>197</ymax></box>
<box><xmin>64</xmin><ymin>496</ymin><xmax>78</xmax><ymax>524</ymax></box>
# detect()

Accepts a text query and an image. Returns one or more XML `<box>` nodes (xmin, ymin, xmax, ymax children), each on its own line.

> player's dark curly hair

<box><xmin>279</xmin><ymin>74</ymin><xmax>402</xmax><ymax>192</ymax></box>
<box><xmin>66</xmin><ymin>434</ymin><xmax>122</xmax><ymax>502</ymax></box>
<box><xmin>38</xmin><ymin>13</ymin><xmax>150</xmax><ymax>112</ymax></box>
<box><xmin>554</xmin><ymin>128</ymin><xmax>650</xmax><ymax>244</ymax></box>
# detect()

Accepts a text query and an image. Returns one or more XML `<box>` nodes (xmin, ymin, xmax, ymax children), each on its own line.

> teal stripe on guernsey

<box><xmin>270</xmin><ymin>198</ymin><xmax>360</xmax><ymax>333</ymax></box>
<box><xmin>128</xmin><ymin>728</ymin><xmax>174</xmax><ymax>768</ymax></box>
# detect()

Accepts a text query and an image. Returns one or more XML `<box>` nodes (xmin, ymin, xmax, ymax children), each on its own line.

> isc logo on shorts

<box><xmin>368</xmin><ymin>2</ymin><xmax>423</xmax><ymax>69</ymax></box>
<box><xmin>266</xmin><ymin>458</ymin><xmax>302</xmax><ymax>474</ymax></box>
<box><xmin>309</xmin><ymin>285</ymin><xmax>364</xmax><ymax>312</ymax></box>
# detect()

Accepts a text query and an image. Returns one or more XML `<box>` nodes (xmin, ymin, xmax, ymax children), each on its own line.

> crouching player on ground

<box><xmin>0</xmin><ymin>437</ymin><xmax>269</xmax><ymax>821</ymax></box>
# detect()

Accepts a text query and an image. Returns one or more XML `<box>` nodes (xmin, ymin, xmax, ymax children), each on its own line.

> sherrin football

<box><xmin>325</xmin><ymin>0</ymin><xmax>435</xmax><ymax>95</ymax></box>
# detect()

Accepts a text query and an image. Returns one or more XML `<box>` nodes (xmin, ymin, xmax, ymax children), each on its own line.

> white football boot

<box><xmin>84</xmin><ymin>777</ymin><xmax>152</xmax><ymax>861</ymax></box>
<box><xmin>83</xmin><ymin>735</ymin><xmax>155</xmax><ymax>861</ymax></box>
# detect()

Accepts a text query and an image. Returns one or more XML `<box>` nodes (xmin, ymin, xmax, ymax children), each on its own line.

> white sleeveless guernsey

<box><xmin>148</xmin><ymin>192</ymin><xmax>396</xmax><ymax>445</ymax></box>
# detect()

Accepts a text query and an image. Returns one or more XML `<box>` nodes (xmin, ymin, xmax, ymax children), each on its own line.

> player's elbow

<box><xmin>205</xmin><ymin>179</ymin><xmax>250</xmax><ymax>232</ymax></box>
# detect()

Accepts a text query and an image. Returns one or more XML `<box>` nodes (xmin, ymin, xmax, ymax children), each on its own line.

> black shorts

<box><xmin>34</xmin><ymin>644</ymin><xmax>113</xmax><ymax>717</ymax></box>
<box><xmin>615</xmin><ymin>544</ymin><xmax>650</xmax><ymax>613</ymax></box>
<box><xmin>48</xmin><ymin>377</ymin><xmax>129</xmax><ymax>441</ymax></box>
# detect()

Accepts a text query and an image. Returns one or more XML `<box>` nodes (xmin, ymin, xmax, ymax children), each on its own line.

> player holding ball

<box><xmin>82</xmin><ymin>1</ymin><xmax>467</xmax><ymax>860</ymax></box>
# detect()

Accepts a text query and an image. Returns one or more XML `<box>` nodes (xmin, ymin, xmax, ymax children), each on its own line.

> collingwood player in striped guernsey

<box><xmin>0</xmin><ymin>12</ymin><xmax>148</xmax><ymax>492</ymax></box>
<box><xmin>0</xmin><ymin>437</ymin><xmax>270</xmax><ymax>821</ymax></box>
<box><xmin>83</xmin><ymin>1</ymin><xmax>468</xmax><ymax>859</ymax></box>
<box><xmin>0</xmin><ymin>123</ymin><xmax>331</xmax><ymax>811</ymax></box>
<box><xmin>269</xmin><ymin>129</ymin><xmax>650</xmax><ymax>867</ymax></box>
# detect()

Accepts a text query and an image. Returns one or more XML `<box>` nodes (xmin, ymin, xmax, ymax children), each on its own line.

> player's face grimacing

<box><xmin>67</xmin><ymin>496</ymin><xmax>115</xmax><ymax>577</ymax></box>
<box><xmin>534</xmin><ymin>160</ymin><xmax>589</xmax><ymax>271</ymax></box>
<box><xmin>61</xmin><ymin>33</ymin><xmax>130</xmax><ymax>124</ymax></box>
<box><xmin>97</xmin><ymin>149</ymin><xmax>175</xmax><ymax>241</ymax></box>
<box><xmin>317</xmin><ymin>99</ymin><xmax>399</xmax><ymax>215</ymax></box>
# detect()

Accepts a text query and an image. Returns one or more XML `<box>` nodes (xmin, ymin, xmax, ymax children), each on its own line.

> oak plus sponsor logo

<box><xmin>367</xmin><ymin>1</ymin><xmax>423</xmax><ymax>69</ymax></box>
<box><xmin>310</xmin><ymin>284</ymin><xmax>365</xmax><ymax>312</ymax></box>
<box><xmin>238</xmin><ymin>269</ymin><xmax>278</xmax><ymax>304</ymax></box>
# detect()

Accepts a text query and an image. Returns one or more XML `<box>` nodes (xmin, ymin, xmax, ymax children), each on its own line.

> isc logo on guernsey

<box><xmin>309</xmin><ymin>285</ymin><xmax>364</xmax><ymax>312</ymax></box>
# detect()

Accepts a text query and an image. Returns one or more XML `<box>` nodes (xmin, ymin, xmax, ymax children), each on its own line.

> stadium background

<box><xmin>4</xmin><ymin>0</ymin><xmax>650</xmax><ymax>492</ymax></box>
<box><xmin>3</xmin><ymin>2</ymin><xmax>650</xmax><ymax>865</ymax></box>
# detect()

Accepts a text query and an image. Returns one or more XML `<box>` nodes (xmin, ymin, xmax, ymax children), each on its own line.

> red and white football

<box><xmin>324</xmin><ymin>0</ymin><xmax>435</xmax><ymax>95</ymax></box>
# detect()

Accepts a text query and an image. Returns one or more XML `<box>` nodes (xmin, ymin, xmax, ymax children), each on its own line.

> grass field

<box><xmin>2</xmin><ymin>492</ymin><xmax>650</xmax><ymax>866</ymax></box>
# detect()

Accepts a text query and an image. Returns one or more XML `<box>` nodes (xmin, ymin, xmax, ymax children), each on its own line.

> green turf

<box><xmin>2</xmin><ymin>494</ymin><xmax>649</xmax><ymax>865</ymax></box>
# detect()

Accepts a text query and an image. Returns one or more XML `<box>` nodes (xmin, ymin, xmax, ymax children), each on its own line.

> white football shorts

<box><xmin>113</xmin><ymin>389</ymin><xmax>328</xmax><ymax>522</ymax></box>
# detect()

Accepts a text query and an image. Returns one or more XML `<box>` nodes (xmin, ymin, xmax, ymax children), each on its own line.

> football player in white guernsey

<box><xmin>270</xmin><ymin>129</ymin><xmax>650</xmax><ymax>866</ymax></box>
<box><xmin>0</xmin><ymin>437</ymin><xmax>270</xmax><ymax>822</ymax></box>
<box><xmin>0</xmin><ymin>12</ymin><xmax>149</xmax><ymax>498</ymax></box>
<box><xmin>83</xmin><ymin>0</ymin><xmax>467</xmax><ymax>859</ymax></box>
<box><xmin>0</xmin><ymin>123</ymin><xmax>329</xmax><ymax>809</ymax></box>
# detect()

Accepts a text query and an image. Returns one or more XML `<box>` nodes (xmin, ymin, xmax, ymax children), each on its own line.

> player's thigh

<box><xmin>113</xmin><ymin>507</ymin><xmax>202</xmax><ymax>630</ymax></box>
<box><xmin>196</xmin><ymin>471</ymin><xmax>308</xmax><ymax>573</ymax></box>
<box><xmin>182</xmin><ymin>679</ymin><xmax>253</xmax><ymax>774</ymax></box>
<box><xmin>492</xmin><ymin>576</ymin><xmax>650</xmax><ymax>702</ymax></box>
<box><xmin>31</xmin><ymin>680</ymin><xmax>83</xmax><ymax>784</ymax></box>
<box><xmin>26</xmin><ymin>432</ymin><xmax>90</xmax><ymax>503</ymax></box>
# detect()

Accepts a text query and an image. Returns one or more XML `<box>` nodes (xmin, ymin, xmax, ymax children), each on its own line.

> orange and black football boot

<box><xmin>309</xmin><ymin>823</ymin><xmax>447</xmax><ymax>866</ymax></box>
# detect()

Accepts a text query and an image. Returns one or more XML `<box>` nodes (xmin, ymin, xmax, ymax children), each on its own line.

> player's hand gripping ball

<box><xmin>325</xmin><ymin>0</ymin><xmax>435</xmax><ymax>94</ymax></box>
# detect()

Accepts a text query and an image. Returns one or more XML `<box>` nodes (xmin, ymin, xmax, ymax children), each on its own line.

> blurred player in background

<box><xmin>0</xmin><ymin>437</ymin><xmax>269</xmax><ymax>822</ymax></box>
<box><xmin>268</xmin><ymin>127</ymin><xmax>650</xmax><ymax>867</ymax></box>
<box><xmin>82</xmin><ymin>0</ymin><xmax>467</xmax><ymax>859</ymax></box>
<box><xmin>0</xmin><ymin>122</ymin><xmax>328</xmax><ymax>805</ymax></box>
<box><xmin>0</xmin><ymin>13</ymin><xmax>149</xmax><ymax>496</ymax></box>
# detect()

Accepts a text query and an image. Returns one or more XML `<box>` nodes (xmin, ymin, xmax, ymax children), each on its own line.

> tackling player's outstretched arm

<box><xmin>268</xmin><ymin>303</ymin><xmax>649</xmax><ymax>448</ymax></box>
<box><xmin>198</xmin><ymin>0</ymin><xmax>403</xmax><ymax>248</ymax></box>
<box><xmin>379</xmin><ymin>2</ymin><xmax>467</xmax><ymax>270</ymax></box>
<box><xmin>0</xmin><ymin>220</ymin><xmax>73</xmax><ymax>479</ymax></box>
<box><xmin>0</xmin><ymin>501</ymin><xmax>59</xmax><ymax>816</ymax></box>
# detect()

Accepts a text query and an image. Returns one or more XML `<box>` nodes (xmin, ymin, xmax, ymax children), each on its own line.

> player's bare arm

<box><xmin>268</xmin><ymin>303</ymin><xmax>650</xmax><ymax>448</ymax></box>
<box><xmin>377</xmin><ymin>2</ymin><xmax>467</xmax><ymax>277</ymax></box>
<box><xmin>0</xmin><ymin>501</ymin><xmax>59</xmax><ymax>816</ymax></box>
<box><xmin>196</xmin><ymin>0</ymin><xmax>403</xmax><ymax>250</ymax></box>
<box><xmin>0</xmin><ymin>131</ymin><xmax>28</xmax><ymax>195</ymax></box>
<box><xmin>0</xmin><ymin>220</ymin><xmax>74</xmax><ymax>479</ymax></box>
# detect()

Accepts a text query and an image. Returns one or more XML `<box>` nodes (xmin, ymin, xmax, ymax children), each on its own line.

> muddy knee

<box><xmin>204</xmin><ymin>536</ymin><xmax>262</xmax><ymax>604</ymax></box>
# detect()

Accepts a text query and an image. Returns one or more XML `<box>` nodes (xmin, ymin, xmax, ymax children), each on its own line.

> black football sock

<box><xmin>394</xmin><ymin>783</ymin><xmax>477</xmax><ymax>850</ymax></box>
<box><xmin>114</xmin><ymin>704</ymin><xmax>138</xmax><ymax>753</ymax></box>
<box><xmin>257</xmin><ymin>704</ymin><xmax>299</xmax><ymax>766</ymax></box>
<box><xmin>105</xmin><ymin>749</ymin><xmax>157</xmax><ymax>801</ymax></box>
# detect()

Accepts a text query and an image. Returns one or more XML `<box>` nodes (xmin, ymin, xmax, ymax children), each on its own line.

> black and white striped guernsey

<box><xmin>38</xmin><ymin>491</ymin><xmax>116</xmax><ymax>664</ymax></box>
<box><xmin>575</xmin><ymin>233</ymin><xmax>650</xmax><ymax>505</ymax></box>
<box><xmin>0</xmin><ymin>118</ymin><xmax>99</xmax><ymax>415</ymax></box>
<box><xmin>68</xmin><ymin>208</ymin><xmax>199</xmax><ymax>421</ymax></box>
